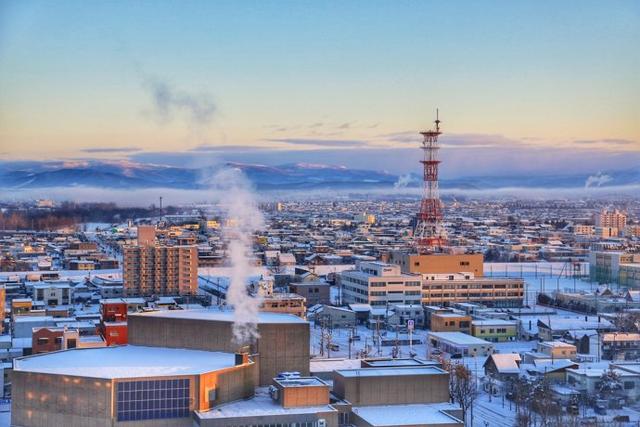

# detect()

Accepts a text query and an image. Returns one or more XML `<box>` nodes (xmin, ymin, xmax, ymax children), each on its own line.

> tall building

<box><xmin>596</xmin><ymin>209</ymin><xmax>627</xmax><ymax>230</ymax></box>
<box><xmin>123</xmin><ymin>244</ymin><xmax>198</xmax><ymax>296</ymax></box>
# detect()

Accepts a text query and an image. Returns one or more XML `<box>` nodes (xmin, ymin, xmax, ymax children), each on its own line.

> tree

<box><xmin>529</xmin><ymin>378</ymin><xmax>561</xmax><ymax>427</ymax></box>
<box><xmin>613</xmin><ymin>312</ymin><xmax>640</xmax><ymax>333</ymax></box>
<box><xmin>597</xmin><ymin>367</ymin><xmax>622</xmax><ymax>400</ymax></box>
<box><xmin>447</xmin><ymin>363</ymin><xmax>477</xmax><ymax>426</ymax></box>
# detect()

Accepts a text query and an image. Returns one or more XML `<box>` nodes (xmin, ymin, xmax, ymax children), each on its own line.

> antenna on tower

<box><xmin>413</xmin><ymin>109</ymin><xmax>447</xmax><ymax>253</ymax></box>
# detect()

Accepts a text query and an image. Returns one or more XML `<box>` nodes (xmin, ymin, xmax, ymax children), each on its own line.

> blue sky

<box><xmin>0</xmin><ymin>0</ymin><xmax>638</xmax><ymax>176</ymax></box>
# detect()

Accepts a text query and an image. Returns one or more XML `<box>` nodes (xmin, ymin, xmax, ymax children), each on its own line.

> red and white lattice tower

<box><xmin>414</xmin><ymin>110</ymin><xmax>447</xmax><ymax>253</ymax></box>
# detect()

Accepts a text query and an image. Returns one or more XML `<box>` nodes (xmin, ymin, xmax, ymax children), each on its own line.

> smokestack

<box><xmin>159</xmin><ymin>196</ymin><xmax>163</xmax><ymax>211</ymax></box>
<box><xmin>235</xmin><ymin>352</ymin><xmax>250</xmax><ymax>366</ymax></box>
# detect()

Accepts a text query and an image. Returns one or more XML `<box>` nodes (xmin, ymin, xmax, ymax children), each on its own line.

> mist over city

<box><xmin>0</xmin><ymin>1</ymin><xmax>639</xmax><ymax>427</ymax></box>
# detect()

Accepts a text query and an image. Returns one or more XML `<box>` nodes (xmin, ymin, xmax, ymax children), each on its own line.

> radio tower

<box><xmin>414</xmin><ymin>110</ymin><xmax>447</xmax><ymax>253</ymax></box>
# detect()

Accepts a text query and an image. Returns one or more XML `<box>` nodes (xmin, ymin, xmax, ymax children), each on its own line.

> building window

<box><xmin>116</xmin><ymin>378</ymin><xmax>190</xmax><ymax>421</ymax></box>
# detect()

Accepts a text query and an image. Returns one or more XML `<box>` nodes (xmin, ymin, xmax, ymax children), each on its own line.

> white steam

<box><xmin>585</xmin><ymin>172</ymin><xmax>613</xmax><ymax>188</ymax></box>
<box><xmin>394</xmin><ymin>173</ymin><xmax>414</xmax><ymax>189</ymax></box>
<box><xmin>208</xmin><ymin>167</ymin><xmax>264</xmax><ymax>344</ymax></box>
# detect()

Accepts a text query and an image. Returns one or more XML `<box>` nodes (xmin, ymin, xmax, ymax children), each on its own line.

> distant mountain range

<box><xmin>0</xmin><ymin>160</ymin><xmax>638</xmax><ymax>191</ymax></box>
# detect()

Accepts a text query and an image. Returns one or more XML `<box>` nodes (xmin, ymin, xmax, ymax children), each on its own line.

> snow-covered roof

<box><xmin>351</xmin><ymin>403</ymin><xmax>463</xmax><ymax>426</ymax></box>
<box><xmin>472</xmin><ymin>319</ymin><xmax>517</xmax><ymax>326</ymax></box>
<box><xmin>486</xmin><ymin>353</ymin><xmax>521</xmax><ymax>374</ymax></box>
<box><xmin>129</xmin><ymin>308</ymin><xmax>307</xmax><ymax>324</ymax></box>
<box><xmin>14</xmin><ymin>345</ymin><xmax>240</xmax><ymax>379</ymax></box>
<box><xmin>428</xmin><ymin>331</ymin><xmax>492</xmax><ymax>346</ymax></box>
<box><xmin>336</xmin><ymin>366</ymin><xmax>446</xmax><ymax>378</ymax></box>
<box><xmin>196</xmin><ymin>388</ymin><xmax>336</xmax><ymax>419</ymax></box>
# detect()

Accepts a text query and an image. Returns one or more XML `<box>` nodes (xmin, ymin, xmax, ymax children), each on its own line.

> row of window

<box><xmin>116</xmin><ymin>379</ymin><xmax>190</xmax><ymax>422</ymax></box>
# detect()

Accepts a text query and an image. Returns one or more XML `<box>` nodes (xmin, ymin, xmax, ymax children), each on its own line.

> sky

<box><xmin>0</xmin><ymin>0</ymin><xmax>639</xmax><ymax>177</ymax></box>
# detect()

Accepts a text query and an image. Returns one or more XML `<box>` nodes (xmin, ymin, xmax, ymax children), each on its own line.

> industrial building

<box><xmin>12</xmin><ymin>345</ymin><xmax>256</xmax><ymax>426</ymax></box>
<box><xmin>127</xmin><ymin>309</ymin><xmax>310</xmax><ymax>385</ymax></box>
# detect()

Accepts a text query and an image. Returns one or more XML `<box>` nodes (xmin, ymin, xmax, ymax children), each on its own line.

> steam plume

<box><xmin>585</xmin><ymin>172</ymin><xmax>613</xmax><ymax>188</ymax></box>
<box><xmin>145</xmin><ymin>78</ymin><xmax>216</xmax><ymax>125</ymax></box>
<box><xmin>208</xmin><ymin>167</ymin><xmax>264</xmax><ymax>343</ymax></box>
<box><xmin>394</xmin><ymin>173</ymin><xmax>414</xmax><ymax>189</ymax></box>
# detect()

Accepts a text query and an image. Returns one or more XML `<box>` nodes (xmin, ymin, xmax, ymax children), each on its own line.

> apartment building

<box><xmin>123</xmin><ymin>244</ymin><xmax>198</xmax><ymax>296</ymax></box>
<box><xmin>421</xmin><ymin>273</ymin><xmax>524</xmax><ymax>308</ymax></box>
<box><xmin>340</xmin><ymin>261</ymin><xmax>422</xmax><ymax>307</ymax></box>
<box><xmin>596</xmin><ymin>209</ymin><xmax>627</xmax><ymax>230</ymax></box>
<box><xmin>32</xmin><ymin>282</ymin><xmax>72</xmax><ymax>306</ymax></box>
<box><xmin>260</xmin><ymin>293</ymin><xmax>307</xmax><ymax>318</ymax></box>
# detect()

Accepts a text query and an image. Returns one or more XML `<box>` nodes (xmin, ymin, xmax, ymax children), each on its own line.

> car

<box><xmin>594</xmin><ymin>405</ymin><xmax>607</xmax><ymax>415</ymax></box>
<box><xmin>450</xmin><ymin>353</ymin><xmax>463</xmax><ymax>359</ymax></box>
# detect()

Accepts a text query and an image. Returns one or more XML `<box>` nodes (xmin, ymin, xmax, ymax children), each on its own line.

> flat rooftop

<box><xmin>129</xmin><ymin>308</ymin><xmax>307</xmax><ymax>324</ymax></box>
<box><xmin>14</xmin><ymin>345</ymin><xmax>240</xmax><ymax>379</ymax></box>
<box><xmin>428</xmin><ymin>331</ymin><xmax>492</xmax><ymax>346</ymax></box>
<box><xmin>352</xmin><ymin>403</ymin><xmax>463</xmax><ymax>426</ymax></box>
<box><xmin>196</xmin><ymin>388</ymin><xmax>336</xmax><ymax>419</ymax></box>
<box><xmin>336</xmin><ymin>366</ymin><xmax>446</xmax><ymax>378</ymax></box>
<box><xmin>363</xmin><ymin>358</ymin><xmax>437</xmax><ymax>368</ymax></box>
<box><xmin>275</xmin><ymin>377</ymin><xmax>328</xmax><ymax>387</ymax></box>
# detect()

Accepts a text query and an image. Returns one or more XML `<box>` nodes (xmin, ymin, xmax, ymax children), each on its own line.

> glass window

<box><xmin>116</xmin><ymin>378</ymin><xmax>190</xmax><ymax>422</ymax></box>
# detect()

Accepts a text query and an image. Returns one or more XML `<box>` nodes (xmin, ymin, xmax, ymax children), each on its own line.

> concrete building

<box><xmin>127</xmin><ymin>309</ymin><xmax>310</xmax><ymax>386</ymax></box>
<box><xmin>537</xmin><ymin>341</ymin><xmax>577</xmax><ymax>360</ymax></box>
<box><xmin>260</xmin><ymin>293</ymin><xmax>307</xmax><ymax>318</ymax></box>
<box><xmin>195</xmin><ymin>378</ymin><xmax>339</xmax><ymax>427</ymax></box>
<box><xmin>340</xmin><ymin>261</ymin><xmax>422</xmax><ymax>306</ymax></box>
<box><xmin>595</xmin><ymin>209</ymin><xmax>627</xmax><ymax>230</ymax></box>
<box><xmin>123</xmin><ymin>244</ymin><xmax>198</xmax><ymax>296</ymax></box>
<box><xmin>428</xmin><ymin>331</ymin><xmax>494</xmax><ymax>357</ymax></box>
<box><xmin>289</xmin><ymin>281</ymin><xmax>331</xmax><ymax>306</ymax></box>
<box><xmin>601</xmin><ymin>333</ymin><xmax>640</xmax><ymax>361</ymax></box>
<box><xmin>422</xmin><ymin>273</ymin><xmax>524</xmax><ymax>308</ymax></box>
<box><xmin>318</xmin><ymin>305</ymin><xmax>357</xmax><ymax>329</ymax></box>
<box><xmin>590</xmin><ymin>251</ymin><xmax>640</xmax><ymax>285</ymax></box>
<box><xmin>470</xmin><ymin>319</ymin><xmax>518</xmax><ymax>342</ymax></box>
<box><xmin>430</xmin><ymin>312</ymin><xmax>472</xmax><ymax>334</ymax></box>
<box><xmin>333</xmin><ymin>366</ymin><xmax>463</xmax><ymax>427</ymax></box>
<box><xmin>620</xmin><ymin>263</ymin><xmax>640</xmax><ymax>288</ymax></box>
<box><xmin>32</xmin><ymin>282</ymin><xmax>72</xmax><ymax>306</ymax></box>
<box><xmin>390</xmin><ymin>251</ymin><xmax>483</xmax><ymax>276</ymax></box>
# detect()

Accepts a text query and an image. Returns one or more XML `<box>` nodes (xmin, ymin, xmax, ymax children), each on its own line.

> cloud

<box><xmin>81</xmin><ymin>147</ymin><xmax>142</xmax><ymax>154</ymax></box>
<box><xmin>265</xmin><ymin>138</ymin><xmax>370</xmax><ymax>148</ymax></box>
<box><xmin>144</xmin><ymin>78</ymin><xmax>216</xmax><ymax>125</ymax></box>
<box><xmin>573</xmin><ymin>138</ymin><xmax>638</xmax><ymax>146</ymax></box>
<box><xmin>189</xmin><ymin>145</ymin><xmax>269</xmax><ymax>152</ymax></box>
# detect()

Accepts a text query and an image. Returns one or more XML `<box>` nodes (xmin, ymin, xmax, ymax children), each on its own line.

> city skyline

<box><xmin>1</xmin><ymin>0</ymin><xmax>639</xmax><ymax>177</ymax></box>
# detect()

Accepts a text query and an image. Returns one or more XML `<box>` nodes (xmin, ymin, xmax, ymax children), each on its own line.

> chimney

<box><xmin>235</xmin><ymin>352</ymin><xmax>250</xmax><ymax>366</ymax></box>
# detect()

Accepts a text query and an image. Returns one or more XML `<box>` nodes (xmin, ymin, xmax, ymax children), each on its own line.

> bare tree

<box><xmin>529</xmin><ymin>378</ymin><xmax>561</xmax><ymax>427</ymax></box>
<box><xmin>448</xmin><ymin>363</ymin><xmax>478</xmax><ymax>426</ymax></box>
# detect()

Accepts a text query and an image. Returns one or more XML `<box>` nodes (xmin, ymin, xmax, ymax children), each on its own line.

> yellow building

<box><xmin>471</xmin><ymin>319</ymin><xmax>518</xmax><ymax>342</ymax></box>
<box><xmin>430</xmin><ymin>312</ymin><xmax>471</xmax><ymax>333</ymax></box>
<box><xmin>260</xmin><ymin>293</ymin><xmax>307</xmax><ymax>318</ymax></box>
